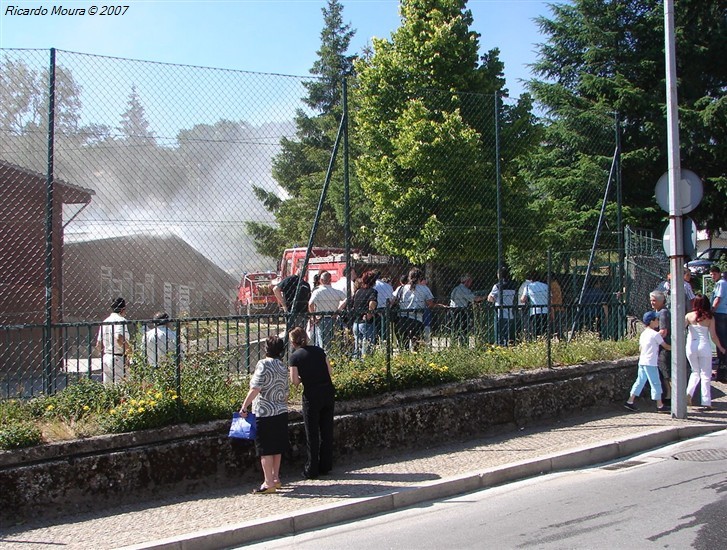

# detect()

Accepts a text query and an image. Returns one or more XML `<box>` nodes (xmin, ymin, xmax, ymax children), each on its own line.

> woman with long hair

<box><xmin>289</xmin><ymin>326</ymin><xmax>335</xmax><ymax>479</ymax></box>
<box><xmin>685</xmin><ymin>294</ymin><xmax>725</xmax><ymax>411</ymax></box>
<box><xmin>239</xmin><ymin>335</ymin><xmax>289</xmax><ymax>493</ymax></box>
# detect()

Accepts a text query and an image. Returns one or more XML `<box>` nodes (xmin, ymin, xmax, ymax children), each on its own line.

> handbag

<box><xmin>228</xmin><ymin>411</ymin><xmax>257</xmax><ymax>440</ymax></box>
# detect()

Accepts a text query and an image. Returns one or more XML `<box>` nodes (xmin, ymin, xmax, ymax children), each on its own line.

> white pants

<box><xmin>102</xmin><ymin>353</ymin><xmax>125</xmax><ymax>384</ymax></box>
<box><xmin>686</xmin><ymin>351</ymin><xmax>712</xmax><ymax>406</ymax></box>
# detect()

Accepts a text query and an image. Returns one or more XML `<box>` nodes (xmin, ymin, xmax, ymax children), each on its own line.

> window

<box><xmin>100</xmin><ymin>267</ymin><xmax>112</xmax><ymax>299</ymax></box>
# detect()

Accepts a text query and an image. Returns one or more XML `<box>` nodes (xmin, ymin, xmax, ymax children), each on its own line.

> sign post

<box><xmin>662</xmin><ymin>0</ymin><xmax>693</xmax><ymax>419</ymax></box>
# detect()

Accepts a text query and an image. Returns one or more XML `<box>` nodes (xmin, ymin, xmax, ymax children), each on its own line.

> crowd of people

<box><xmin>272</xmin><ymin>265</ymin><xmax>600</xmax><ymax>356</ymax></box>
<box><xmin>93</xmin><ymin>261</ymin><xmax>727</xmax><ymax>495</ymax></box>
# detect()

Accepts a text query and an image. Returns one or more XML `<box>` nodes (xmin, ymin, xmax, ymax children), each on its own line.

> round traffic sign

<box><xmin>655</xmin><ymin>169</ymin><xmax>703</xmax><ymax>214</ymax></box>
<box><xmin>662</xmin><ymin>217</ymin><xmax>697</xmax><ymax>257</ymax></box>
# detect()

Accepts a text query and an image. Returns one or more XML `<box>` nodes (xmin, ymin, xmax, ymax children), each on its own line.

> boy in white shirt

<box><xmin>624</xmin><ymin>310</ymin><xmax>670</xmax><ymax>413</ymax></box>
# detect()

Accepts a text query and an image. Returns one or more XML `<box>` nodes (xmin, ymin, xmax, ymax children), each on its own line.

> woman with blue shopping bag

<box><xmin>238</xmin><ymin>335</ymin><xmax>289</xmax><ymax>494</ymax></box>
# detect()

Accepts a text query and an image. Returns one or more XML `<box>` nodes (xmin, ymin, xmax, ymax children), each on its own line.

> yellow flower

<box><xmin>83</xmin><ymin>405</ymin><xmax>90</xmax><ymax>411</ymax></box>
<box><xmin>46</xmin><ymin>404</ymin><xmax>54</xmax><ymax>411</ymax></box>
<box><xmin>110</xmin><ymin>409</ymin><xmax>116</xmax><ymax>415</ymax></box>
<box><xmin>138</xmin><ymin>407</ymin><xmax>145</xmax><ymax>413</ymax></box>
<box><xmin>155</xmin><ymin>392</ymin><xmax>162</xmax><ymax>400</ymax></box>
<box><xmin>130</xmin><ymin>399</ymin><xmax>137</xmax><ymax>406</ymax></box>
<box><xmin>149</xmin><ymin>400</ymin><xmax>157</xmax><ymax>407</ymax></box>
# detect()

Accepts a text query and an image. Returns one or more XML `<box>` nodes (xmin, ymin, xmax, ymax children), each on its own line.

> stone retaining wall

<box><xmin>0</xmin><ymin>358</ymin><xmax>636</xmax><ymax>524</ymax></box>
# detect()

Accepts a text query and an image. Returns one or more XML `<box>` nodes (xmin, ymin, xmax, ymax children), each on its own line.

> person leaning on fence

<box><xmin>308</xmin><ymin>271</ymin><xmax>345</xmax><ymax>351</ymax></box>
<box><xmin>96</xmin><ymin>297</ymin><xmax>130</xmax><ymax>384</ymax></box>
<box><xmin>273</xmin><ymin>273</ymin><xmax>311</xmax><ymax>330</ymax></box>
<box><xmin>239</xmin><ymin>335</ymin><xmax>289</xmax><ymax>494</ymax></box>
<box><xmin>487</xmin><ymin>267</ymin><xmax>518</xmax><ymax>346</ymax></box>
<box><xmin>144</xmin><ymin>311</ymin><xmax>178</xmax><ymax>369</ymax></box>
<box><xmin>450</xmin><ymin>273</ymin><xmax>483</xmax><ymax>346</ymax></box>
<box><xmin>289</xmin><ymin>326</ymin><xmax>335</xmax><ymax>479</ymax></box>
<box><xmin>624</xmin><ymin>311</ymin><xmax>669</xmax><ymax>413</ymax></box>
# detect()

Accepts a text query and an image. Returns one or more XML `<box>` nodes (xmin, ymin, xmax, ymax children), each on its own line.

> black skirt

<box><xmin>254</xmin><ymin>412</ymin><xmax>289</xmax><ymax>456</ymax></box>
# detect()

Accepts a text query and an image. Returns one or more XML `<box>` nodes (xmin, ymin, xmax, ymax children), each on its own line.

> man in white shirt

<box><xmin>373</xmin><ymin>271</ymin><xmax>395</xmax><ymax>343</ymax></box>
<box><xmin>144</xmin><ymin>311</ymin><xmax>178</xmax><ymax>369</ymax></box>
<box><xmin>96</xmin><ymin>297</ymin><xmax>130</xmax><ymax>384</ymax></box>
<box><xmin>309</xmin><ymin>271</ymin><xmax>345</xmax><ymax>350</ymax></box>
<box><xmin>520</xmin><ymin>274</ymin><xmax>549</xmax><ymax>338</ymax></box>
<box><xmin>332</xmin><ymin>266</ymin><xmax>357</xmax><ymax>297</ymax></box>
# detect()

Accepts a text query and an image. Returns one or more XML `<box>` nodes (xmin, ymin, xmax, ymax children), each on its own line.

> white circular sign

<box><xmin>655</xmin><ymin>169</ymin><xmax>703</xmax><ymax>214</ymax></box>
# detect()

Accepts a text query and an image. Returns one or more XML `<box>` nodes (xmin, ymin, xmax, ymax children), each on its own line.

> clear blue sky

<box><xmin>0</xmin><ymin>0</ymin><xmax>560</xmax><ymax>99</ymax></box>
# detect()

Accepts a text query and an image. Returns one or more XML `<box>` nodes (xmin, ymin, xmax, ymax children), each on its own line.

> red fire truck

<box><xmin>277</xmin><ymin>247</ymin><xmax>401</xmax><ymax>286</ymax></box>
<box><xmin>235</xmin><ymin>271</ymin><xmax>277</xmax><ymax>315</ymax></box>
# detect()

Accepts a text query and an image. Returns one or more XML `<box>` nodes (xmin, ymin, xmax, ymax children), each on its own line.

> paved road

<box><xmin>1</xmin><ymin>386</ymin><xmax>726</xmax><ymax>550</ymax></box>
<box><xmin>242</xmin><ymin>430</ymin><xmax>727</xmax><ymax>549</ymax></box>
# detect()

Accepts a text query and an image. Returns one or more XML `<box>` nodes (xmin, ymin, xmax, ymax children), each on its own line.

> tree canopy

<box><xmin>525</xmin><ymin>0</ymin><xmax>727</xmax><ymax>250</ymax></box>
<box><xmin>354</xmin><ymin>0</ymin><xmax>539</xmax><ymax>265</ymax></box>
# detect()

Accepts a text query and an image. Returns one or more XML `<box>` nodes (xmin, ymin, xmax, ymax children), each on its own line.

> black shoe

<box><xmin>624</xmin><ymin>402</ymin><xmax>638</xmax><ymax>412</ymax></box>
<box><xmin>656</xmin><ymin>405</ymin><xmax>669</xmax><ymax>413</ymax></box>
<box><xmin>663</xmin><ymin>398</ymin><xmax>672</xmax><ymax>407</ymax></box>
<box><xmin>302</xmin><ymin>470</ymin><xmax>318</xmax><ymax>480</ymax></box>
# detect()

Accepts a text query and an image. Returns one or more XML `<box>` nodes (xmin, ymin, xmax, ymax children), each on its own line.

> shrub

<box><xmin>0</xmin><ymin>422</ymin><xmax>43</xmax><ymax>449</ymax></box>
<box><xmin>42</xmin><ymin>378</ymin><xmax>117</xmax><ymax>423</ymax></box>
<box><xmin>99</xmin><ymin>388</ymin><xmax>179</xmax><ymax>433</ymax></box>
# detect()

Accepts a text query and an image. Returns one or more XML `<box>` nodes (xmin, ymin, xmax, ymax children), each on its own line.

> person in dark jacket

<box><xmin>288</xmin><ymin>326</ymin><xmax>335</xmax><ymax>479</ymax></box>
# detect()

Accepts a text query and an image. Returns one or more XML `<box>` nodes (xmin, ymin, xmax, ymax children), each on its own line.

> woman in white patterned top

<box><xmin>239</xmin><ymin>335</ymin><xmax>289</xmax><ymax>494</ymax></box>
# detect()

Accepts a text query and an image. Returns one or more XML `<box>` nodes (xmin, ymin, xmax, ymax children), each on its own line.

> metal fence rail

<box><xmin>0</xmin><ymin>299</ymin><xmax>626</xmax><ymax>399</ymax></box>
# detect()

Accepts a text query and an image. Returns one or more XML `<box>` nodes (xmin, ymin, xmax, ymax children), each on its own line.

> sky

<box><xmin>0</xmin><ymin>0</ymin><xmax>560</xmax><ymax>99</ymax></box>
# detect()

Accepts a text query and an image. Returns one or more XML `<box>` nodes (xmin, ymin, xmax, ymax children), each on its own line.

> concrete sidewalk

<box><xmin>2</xmin><ymin>396</ymin><xmax>726</xmax><ymax>550</ymax></box>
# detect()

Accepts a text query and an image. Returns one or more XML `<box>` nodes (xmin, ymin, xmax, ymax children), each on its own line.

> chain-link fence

<box><xmin>1</xmin><ymin>48</ymin><xmax>641</xmax><ymax>398</ymax></box>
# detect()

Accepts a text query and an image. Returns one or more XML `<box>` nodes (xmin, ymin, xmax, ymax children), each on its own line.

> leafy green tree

<box><xmin>525</xmin><ymin>0</ymin><xmax>727</xmax><ymax>253</ymax></box>
<box><xmin>246</xmin><ymin>0</ymin><xmax>365</xmax><ymax>260</ymax></box>
<box><xmin>354</xmin><ymin>0</ymin><xmax>538</xmax><ymax>265</ymax></box>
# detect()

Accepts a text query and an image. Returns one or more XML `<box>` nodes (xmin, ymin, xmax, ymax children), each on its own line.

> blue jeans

<box><xmin>495</xmin><ymin>316</ymin><xmax>514</xmax><ymax>346</ymax></box>
<box><xmin>630</xmin><ymin>364</ymin><xmax>662</xmax><ymax>400</ymax></box>
<box><xmin>313</xmin><ymin>318</ymin><xmax>335</xmax><ymax>351</ymax></box>
<box><xmin>353</xmin><ymin>321</ymin><xmax>375</xmax><ymax>356</ymax></box>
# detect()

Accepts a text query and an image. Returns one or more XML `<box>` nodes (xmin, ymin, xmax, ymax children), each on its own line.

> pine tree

<box><xmin>525</xmin><ymin>0</ymin><xmax>727</xmax><ymax>248</ymax></box>
<box><xmin>246</xmin><ymin>0</ymin><xmax>363</xmax><ymax>259</ymax></box>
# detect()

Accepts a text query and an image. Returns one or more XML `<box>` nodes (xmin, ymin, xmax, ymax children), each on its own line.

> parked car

<box><xmin>686</xmin><ymin>248</ymin><xmax>727</xmax><ymax>275</ymax></box>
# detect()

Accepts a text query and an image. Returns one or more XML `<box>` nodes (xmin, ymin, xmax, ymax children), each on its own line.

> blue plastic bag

<box><xmin>228</xmin><ymin>412</ymin><xmax>256</xmax><ymax>440</ymax></box>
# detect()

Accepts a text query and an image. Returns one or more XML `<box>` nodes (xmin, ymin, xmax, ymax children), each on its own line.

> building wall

<box><xmin>63</xmin><ymin>235</ymin><xmax>237</xmax><ymax>322</ymax></box>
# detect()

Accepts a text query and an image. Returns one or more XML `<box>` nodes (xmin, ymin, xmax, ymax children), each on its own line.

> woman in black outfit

<box><xmin>288</xmin><ymin>326</ymin><xmax>335</xmax><ymax>479</ymax></box>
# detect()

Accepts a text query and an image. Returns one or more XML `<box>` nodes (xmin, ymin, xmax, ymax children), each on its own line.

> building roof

<box><xmin>0</xmin><ymin>159</ymin><xmax>95</xmax><ymax>204</ymax></box>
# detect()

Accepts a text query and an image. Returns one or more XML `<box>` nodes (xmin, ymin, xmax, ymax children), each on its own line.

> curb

<box><xmin>120</xmin><ymin>424</ymin><xmax>723</xmax><ymax>550</ymax></box>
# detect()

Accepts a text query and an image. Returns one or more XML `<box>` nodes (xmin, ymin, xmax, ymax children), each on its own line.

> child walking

<box><xmin>624</xmin><ymin>311</ymin><xmax>671</xmax><ymax>413</ymax></box>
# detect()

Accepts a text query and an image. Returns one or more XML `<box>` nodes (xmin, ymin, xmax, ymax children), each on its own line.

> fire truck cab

<box><xmin>235</xmin><ymin>271</ymin><xmax>277</xmax><ymax>315</ymax></box>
